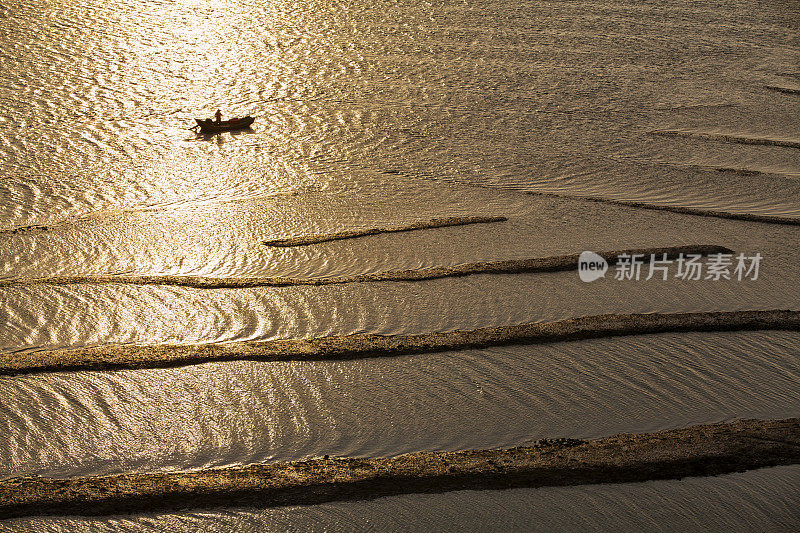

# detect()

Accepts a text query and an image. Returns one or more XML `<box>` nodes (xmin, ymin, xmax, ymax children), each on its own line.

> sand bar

<box><xmin>2</xmin><ymin>309</ymin><xmax>798</xmax><ymax>375</ymax></box>
<box><xmin>0</xmin><ymin>244</ymin><xmax>732</xmax><ymax>289</ymax></box>
<box><xmin>263</xmin><ymin>215</ymin><xmax>508</xmax><ymax>246</ymax></box>
<box><xmin>1</xmin><ymin>418</ymin><xmax>797</xmax><ymax>519</ymax></box>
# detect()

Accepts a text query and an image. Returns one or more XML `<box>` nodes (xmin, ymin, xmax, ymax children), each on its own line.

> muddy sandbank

<box><xmin>1</xmin><ymin>418</ymin><xmax>797</xmax><ymax>519</ymax></box>
<box><xmin>2</xmin><ymin>309</ymin><xmax>798</xmax><ymax>375</ymax></box>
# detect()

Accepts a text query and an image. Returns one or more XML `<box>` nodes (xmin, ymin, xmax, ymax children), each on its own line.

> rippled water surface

<box><xmin>2</xmin><ymin>0</ymin><xmax>799</xmax><ymax>528</ymax></box>
<box><xmin>2</xmin><ymin>331</ymin><xmax>800</xmax><ymax>479</ymax></box>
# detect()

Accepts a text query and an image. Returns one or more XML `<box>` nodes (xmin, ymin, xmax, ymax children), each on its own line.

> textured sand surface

<box><xmin>1</xmin><ymin>418</ymin><xmax>797</xmax><ymax>519</ymax></box>
<box><xmin>2</xmin><ymin>309</ymin><xmax>797</xmax><ymax>375</ymax></box>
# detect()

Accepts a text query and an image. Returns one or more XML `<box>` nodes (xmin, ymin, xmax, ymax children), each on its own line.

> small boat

<box><xmin>192</xmin><ymin>115</ymin><xmax>255</xmax><ymax>134</ymax></box>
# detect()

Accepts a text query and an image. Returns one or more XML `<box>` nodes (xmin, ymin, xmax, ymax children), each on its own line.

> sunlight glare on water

<box><xmin>1</xmin><ymin>0</ymin><xmax>799</xmax><ymax>528</ymax></box>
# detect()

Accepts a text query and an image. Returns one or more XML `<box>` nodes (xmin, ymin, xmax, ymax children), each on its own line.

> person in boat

<box><xmin>214</xmin><ymin>109</ymin><xmax>222</xmax><ymax>124</ymax></box>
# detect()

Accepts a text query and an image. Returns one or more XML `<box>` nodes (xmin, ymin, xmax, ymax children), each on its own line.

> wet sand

<box><xmin>262</xmin><ymin>215</ymin><xmax>508</xmax><ymax>246</ymax></box>
<box><xmin>2</xmin><ymin>310</ymin><xmax>798</xmax><ymax>375</ymax></box>
<box><xmin>1</xmin><ymin>418</ymin><xmax>797</xmax><ymax>519</ymax></box>
<box><xmin>0</xmin><ymin>244</ymin><xmax>732</xmax><ymax>289</ymax></box>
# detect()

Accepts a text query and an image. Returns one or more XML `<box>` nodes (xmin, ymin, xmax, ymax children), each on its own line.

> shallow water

<box><xmin>2</xmin><ymin>0</ymin><xmax>799</xmax><ymax>528</ymax></box>
<box><xmin>2</xmin><ymin>331</ymin><xmax>799</xmax><ymax>479</ymax></box>
<box><xmin>2</xmin><ymin>0</ymin><xmax>799</xmax><ymax>233</ymax></box>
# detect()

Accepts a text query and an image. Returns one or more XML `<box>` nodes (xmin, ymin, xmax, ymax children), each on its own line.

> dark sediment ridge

<box><xmin>262</xmin><ymin>215</ymin><xmax>507</xmax><ymax>246</ymax></box>
<box><xmin>649</xmin><ymin>161</ymin><xmax>789</xmax><ymax>177</ymax></box>
<box><xmin>0</xmin><ymin>224</ymin><xmax>49</xmax><ymax>236</ymax></box>
<box><xmin>1</xmin><ymin>418</ymin><xmax>797</xmax><ymax>519</ymax></box>
<box><xmin>525</xmin><ymin>190</ymin><xmax>800</xmax><ymax>226</ymax></box>
<box><xmin>2</xmin><ymin>309</ymin><xmax>798</xmax><ymax>375</ymax></box>
<box><xmin>0</xmin><ymin>244</ymin><xmax>732</xmax><ymax>289</ymax></box>
<box><xmin>651</xmin><ymin>129</ymin><xmax>800</xmax><ymax>150</ymax></box>
<box><xmin>765</xmin><ymin>85</ymin><xmax>800</xmax><ymax>95</ymax></box>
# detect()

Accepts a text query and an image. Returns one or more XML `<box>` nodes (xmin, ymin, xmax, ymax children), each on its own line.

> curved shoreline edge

<box><xmin>263</xmin><ymin>215</ymin><xmax>508</xmax><ymax>246</ymax></box>
<box><xmin>0</xmin><ymin>244</ymin><xmax>732</xmax><ymax>288</ymax></box>
<box><xmin>2</xmin><ymin>310</ymin><xmax>798</xmax><ymax>375</ymax></box>
<box><xmin>1</xmin><ymin>418</ymin><xmax>798</xmax><ymax>519</ymax></box>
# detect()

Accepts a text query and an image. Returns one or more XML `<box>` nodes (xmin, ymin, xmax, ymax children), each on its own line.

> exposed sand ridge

<box><xmin>523</xmin><ymin>190</ymin><xmax>800</xmax><ymax>225</ymax></box>
<box><xmin>263</xmin><ymin>215</ymin><xmax>508</xmax><ymax>246</ymax></box>
<box><xmin>2</xmin><ymin>310</ymin><xmax>798</xmax><ymax>375</ymax></box>
<box><xmin>0</xmin><ymin>244</ymin><xmax>732</xmax><ymax>289</ymax></box>
<box><xmin>1</xmin><ymin>418</ymin><xmax>797</xmax><ymax>519</ymax></box>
